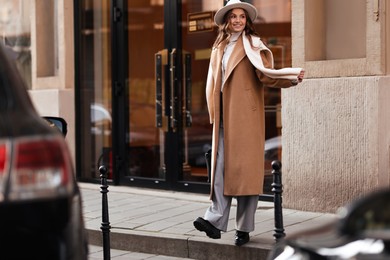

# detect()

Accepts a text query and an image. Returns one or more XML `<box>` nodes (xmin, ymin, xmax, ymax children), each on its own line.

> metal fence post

<box><xmin>99</xmin><ymin>165</ymin><xmax>111</xmax><ymax>260</ymax></box>
<box><xmin>272</xmin><ymin>160</ymin><xmax>285</xmax><ymax>241</ymax></box>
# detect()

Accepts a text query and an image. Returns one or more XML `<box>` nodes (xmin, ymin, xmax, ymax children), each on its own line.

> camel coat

<box><xmin>206</xmin><ymin>33</ymin><xmax>301</xmax><ymax>197</ymax></box>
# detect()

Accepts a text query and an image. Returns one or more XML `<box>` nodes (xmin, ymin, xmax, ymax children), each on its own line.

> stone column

<box><xmin>283</xmin><ymin>0</ymin><xmax>390</xmax><ymax>212</ymax></box>
<box><xmin>30</xmin><ymin>0</ymin><xmax>76</xmax><ymax>167</ymax></box>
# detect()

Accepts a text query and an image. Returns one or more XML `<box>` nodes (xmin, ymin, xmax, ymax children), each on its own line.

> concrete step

<box><xmin>87</xmin><ymin>228</ymin><xmax>271</xmax><ymax>260</ymax></box>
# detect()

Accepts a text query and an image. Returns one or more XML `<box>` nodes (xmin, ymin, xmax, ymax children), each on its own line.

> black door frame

<box><xmin>111</xmin><ymin>0</ymin><xmax>128</xmax><ymax>186</ymax></box>
<box><xmin>164</xmin><ymin>1</ymin><xmax>209</xmax><ymax>193</ymax></box>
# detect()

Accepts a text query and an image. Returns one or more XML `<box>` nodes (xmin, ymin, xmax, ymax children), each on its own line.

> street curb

<box><xmin>87</xmin><ymin>229</ymin><xmax>272</xmax><ymax>259</ymax></box>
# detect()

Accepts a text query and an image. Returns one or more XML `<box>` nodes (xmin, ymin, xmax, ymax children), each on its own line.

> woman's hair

<box><xmin>213</xmin><ymin>9</ymin><xmax>259</xmax><ymax>48</ymax></box>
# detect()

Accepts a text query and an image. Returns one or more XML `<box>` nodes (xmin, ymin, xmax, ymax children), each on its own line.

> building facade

<box><xmin>1</xmin><ymin>0</ymin><xmax>389</xmax><ymax>213</ymax></box>
<box><xmin>284</xmin><ymin>0</ymin><xmax>390</xmax><ymax>212</ymax></box>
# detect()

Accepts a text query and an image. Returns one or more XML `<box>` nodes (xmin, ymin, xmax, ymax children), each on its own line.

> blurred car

<box><xmin>267</xmin><ymin>188</ymin><xmax>390</xmax><ymax>260</ymax></box>
<box><xmin>0</xmin><ymin>43</ymin><xmax>88</xmax><ymax>259</ymax></box>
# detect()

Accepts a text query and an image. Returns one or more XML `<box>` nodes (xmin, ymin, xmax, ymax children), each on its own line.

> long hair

<box><xmin>213</xmin><ymin>9</ymin><xmax>259</xmax><ymax>49</ymax></box>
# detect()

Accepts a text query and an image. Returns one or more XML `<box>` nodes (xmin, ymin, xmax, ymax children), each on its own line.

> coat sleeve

<box><xmin>256</xmin><ymin>51</ymin><xmax>297</xmax><ymax>88</ymax></box>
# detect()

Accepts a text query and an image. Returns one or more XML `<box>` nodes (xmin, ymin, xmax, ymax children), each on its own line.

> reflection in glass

<box><xmin>127</xmin><ymin>1</ymin><xmax>163</xmax><ymax>179</ymax></box>
<box><xmin>78</xmin><ymin>0</ymin><xmax>112</xmax><ymax>179</ymax></box>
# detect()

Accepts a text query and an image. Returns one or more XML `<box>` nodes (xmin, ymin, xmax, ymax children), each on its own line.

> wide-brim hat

<box><xmin>214</xmin><ymin>0</ymin><xmax>258</xmax><ymax>26</ymax></box>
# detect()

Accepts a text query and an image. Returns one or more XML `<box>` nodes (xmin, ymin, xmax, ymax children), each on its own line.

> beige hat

<box><xmin>214</xmin><ymin>0</ymin><xmax>258</xmax><ymax>26</ymax></box>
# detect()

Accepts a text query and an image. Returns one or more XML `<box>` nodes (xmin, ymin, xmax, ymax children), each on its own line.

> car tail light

<box><xmin>0</xmin><ymin>143</ymin><xmax>7</xmax><ymax>190</ymax></box>
<box><xmin>7</xmin><ymin>136</ymin><xmax>74</xmax><ymax>201</ymax></box>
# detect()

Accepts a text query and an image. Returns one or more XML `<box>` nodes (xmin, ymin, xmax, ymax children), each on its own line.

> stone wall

<box><xmin>282</xmin><ymin>76</ymin><xmax>390</xmax><ymax>213</ymax></box>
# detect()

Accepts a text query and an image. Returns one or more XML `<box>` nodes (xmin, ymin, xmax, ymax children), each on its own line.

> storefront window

<box><xmin>77</xmin><ymin>0</ymin><xmax>112</xmax><ymax>179</ymax></box>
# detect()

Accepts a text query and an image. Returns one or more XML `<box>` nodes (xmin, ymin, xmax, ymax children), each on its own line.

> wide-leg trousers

<box><xmin>204</xmin><ymin>124</ymin><xmax>258</xmax><ymax>233</ymax></box>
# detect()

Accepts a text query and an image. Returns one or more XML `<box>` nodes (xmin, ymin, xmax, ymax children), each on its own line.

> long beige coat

<box><xmin>206</xmin><ymin>34</ymin><xmax>299</xmax><ymax>197</ymax></box>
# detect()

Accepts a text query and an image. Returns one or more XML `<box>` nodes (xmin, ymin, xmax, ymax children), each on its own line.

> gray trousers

<box><xmin>204</xmin><ymin>125</ymin><xmax>258</xmax><ymax>233</ymax></box>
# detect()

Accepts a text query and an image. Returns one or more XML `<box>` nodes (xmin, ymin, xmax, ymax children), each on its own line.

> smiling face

<box><xmin>228</xmin><ymin>8</ymin><xmax>247</xmax><ymax>33</ymax></box>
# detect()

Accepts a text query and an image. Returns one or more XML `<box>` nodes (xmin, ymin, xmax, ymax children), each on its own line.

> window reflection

<box><xmin>127</xmin><ymin>1</ymin><xmax>164</xmax><ymax>179</ymax></box>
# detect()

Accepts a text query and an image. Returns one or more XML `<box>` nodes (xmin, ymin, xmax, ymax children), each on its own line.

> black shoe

<box><xmin>235</xmin><ymin>231</ymin><xmax>249</xmax><ymax>246</ymax></box>
<box><xmin>193</xmin><ymin>217</ymin><xmax>221</xmax><ymax>239</ymax></box>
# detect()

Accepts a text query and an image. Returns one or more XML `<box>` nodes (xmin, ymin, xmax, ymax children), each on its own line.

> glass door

<box><xmin>122</xmin><ymin>1</ymin><xmax>219</xmax><ymax>191</ymax></box>
<box><xmin>125</xmin><ymin>0</ymin><xmax>165</xmax><ymax>183</ymax></box>
<box><xmin>107</xmin><ymin>1</ymin><xmax>171</xmax><ymax>187</ymax></box>
<box><xmin>75</xmin><ymin>0</ymin><xmax>113</xmax><ymax>182</ymax></box>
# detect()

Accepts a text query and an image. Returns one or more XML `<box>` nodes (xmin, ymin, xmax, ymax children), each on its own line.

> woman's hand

<box><xmin>298</xmin><ymin>70</ymin><xmax>305</xmax><ymax>83</ymax></box>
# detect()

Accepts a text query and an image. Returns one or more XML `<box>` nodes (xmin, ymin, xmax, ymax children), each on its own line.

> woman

<box><xmin>193</xmin><ymin>0</ymin><xmax>305</xmax><ymax>246</ymax></box>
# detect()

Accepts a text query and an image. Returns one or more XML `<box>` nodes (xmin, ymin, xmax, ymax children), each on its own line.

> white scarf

<box><xmin>205</xmin><ymin>32</ymin><xmax>302</xmax><ymax>123</ymax></box>
<box><xmin>242</xmin><ymin>31</ymin><xmax>302</xmax><ymax>80</ymax></box>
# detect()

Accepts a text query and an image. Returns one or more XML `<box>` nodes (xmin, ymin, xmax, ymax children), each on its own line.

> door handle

<box><xmin>170</xmin><ymin>48</ymin><xmax>178</xmax><ymax>131</ymax></box>
<box><xmin>183</xmin><ymin>52</ymin><xmax>192</xmax><ymax>127</ymax></box>
<box><xmin>155</xmin><ymin>49</ymin><xmax>168</xmax><ymax>130</ymax></box>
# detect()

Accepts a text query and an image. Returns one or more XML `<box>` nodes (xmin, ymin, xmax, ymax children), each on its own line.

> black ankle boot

<box><xmin>193</xmin><ymin>217</ymin><xmax>221</xmax><ymax>239</ymax></box>
<box><xmin>235</xmin><ymin>230</ymin><xmax>249</xmax><ymax>246</ymax></box>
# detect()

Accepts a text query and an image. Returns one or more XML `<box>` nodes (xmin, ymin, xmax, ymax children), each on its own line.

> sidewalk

<box><xmin>80</xmin><ymin>182</ymin><xmax>337</xmax><ymax>260</ymax></box>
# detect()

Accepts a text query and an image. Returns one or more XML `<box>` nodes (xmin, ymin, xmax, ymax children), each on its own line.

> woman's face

<box><xmin>228</xmin><ymin>8</ymin><xmax>247</xmax><ymax>33</ymax></box>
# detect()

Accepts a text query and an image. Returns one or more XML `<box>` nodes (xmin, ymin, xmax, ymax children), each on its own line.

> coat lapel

<box><xmin>224</xmin><ymin>36</ymin><xmax>246</xmax><ymax>84</ymax></box>
<box><xmin>211</xmin><ymin>43</ymin><xmax>225</xmax><ymax>94</ymax></box>
<box><xmin>205</xmin><ymin>43</ymin><xmax>225</xmax><ymax>125</ymax></box>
